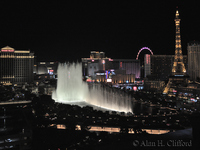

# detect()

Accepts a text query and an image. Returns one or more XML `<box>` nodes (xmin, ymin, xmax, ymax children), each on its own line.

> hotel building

<box><xmin>0</xmin><ymin>46</ymin><xmax>34</xmax><ymax>85</ymax></box>
<box><xmin>82</xmin><ymin>51</ymin><xmax>140</xmax><ymax>83</ymax></box>
<box><xmin>145</xmin><ymin>55</ymin><xmax>187</xmax><ymax>81</ymax></box>
<box><xmin>187</xmin><ymin>41</ymin><xmax>200</xmax><ymax>81</ymax></box>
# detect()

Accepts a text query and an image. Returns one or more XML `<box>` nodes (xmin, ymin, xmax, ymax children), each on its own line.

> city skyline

<box><xmin>0</xmin><ymin>1</ymin><xmax>200</xmax><ymax>61</ymax></box>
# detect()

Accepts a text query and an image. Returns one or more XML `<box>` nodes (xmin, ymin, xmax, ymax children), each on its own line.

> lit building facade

<box><xmin>187</xmin><ymin>41</ymin><xmax>200</xmax><ymax>81</ymax></box>
<box><xmin>90</xmin><ymin>51</ymin><xmax>105</xmax><ymax>59</ymax></box>
<box><xmin>144</xmin><ymin>79</ymin><xmax>165</xmax><ymax>93</ymax></box>
<box><xmin>36</xmin><ymin>61</ymin><xmax>58</xmax><ymax>77</ymax></box>
<box><xmin>82</xmin><ymin>51</ymin><xmax>140</xmax><ymax>83</ymax></box>
<box><xmin>82</xmin><ymin>56</ymin><xmax>111</xmax><ymax>79</ymax></box>
<box><xmin>149</xmin><ymin>55</ymin><xmax>188</xmax><ymax>81</ymax></box>
<box><xmin>0</xmin><ymin>46</ymin><xmax>34</xmax><ymax>85</ymax></box>
<box><xmin>110</xmin><ymin>59</ymin><xmax>140</xmax><ymax>79</ymax></box>
<box><xmin>144</xmin><ymin>54</ymin><xmax>151</xmax><ymax>77</ymax></box>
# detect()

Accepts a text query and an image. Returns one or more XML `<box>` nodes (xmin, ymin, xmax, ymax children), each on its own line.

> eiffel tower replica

<box><xmin>163</xmin><ymin>9</ymin><xmax>189</xmax><ymax>94</ymax></box>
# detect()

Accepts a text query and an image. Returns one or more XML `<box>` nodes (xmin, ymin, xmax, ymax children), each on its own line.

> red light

<box><xmin>49</xmin><ymin>70</ymin><xmax>54</xmax><ymax>72</ymax></box>
<box><xmin>133</xmin><ymin>86</ymin><xmax>137</xmax><ymax>91</ymax></box>
<box><xmin>86</xmin><ymin>78</ymin><xmax>92</xmax><ymax>82</ymax></box>
<box><xmin>120</xmin><ymin>62</ymin><xmax>122</xmax><ymax>68</ymax></box>
<box><xmin>173</xmin><ymin>89</ymin><xmax>177</xmax><ymax>93</ymax></box>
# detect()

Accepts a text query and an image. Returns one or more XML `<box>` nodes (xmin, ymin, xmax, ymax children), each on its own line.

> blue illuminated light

<box><xmin>106</xmin><ymin>71</ymin><xmax>108</xmax><ymax>79</ymax></box>
<box><xmin>174</xmin><ymin>75</ymin><xmax>184</xmax><ymax>76</ymax></box>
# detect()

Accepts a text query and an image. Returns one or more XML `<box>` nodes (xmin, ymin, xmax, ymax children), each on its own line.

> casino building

<box><xmin>82</xmin><ymin>51</ymin><xmax>140</xmax><ymax>84</ymax></box>
<box><xmin>0</xmin><ymin>46</ymin><xmax>34</xmax><ymax>85</ymax></box>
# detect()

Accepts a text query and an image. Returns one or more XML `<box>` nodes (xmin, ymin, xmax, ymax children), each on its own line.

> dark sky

<box><xmin>0</xmin><ymin>0</ymin><xmax>199</xmax><ymax>62</ymax></box>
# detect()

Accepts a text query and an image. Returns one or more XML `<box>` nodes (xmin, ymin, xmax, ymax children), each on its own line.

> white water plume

<box><xmin>52</xmin><ymin>63</ymin><xmax>132</xmax><ymax>113</ymax></box>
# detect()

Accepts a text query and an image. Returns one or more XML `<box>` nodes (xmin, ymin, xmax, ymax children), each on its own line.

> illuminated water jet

<box><xmin>52</xmin><ymin>63</ymin><xmax>132</xmax><ymax>113</ymax></box>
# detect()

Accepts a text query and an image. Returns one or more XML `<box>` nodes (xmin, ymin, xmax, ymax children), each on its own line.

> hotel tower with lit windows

<box><xmin>0</xmin><ymin>46</ymin><xmax>34</xmax><ymax>85</ymax></box>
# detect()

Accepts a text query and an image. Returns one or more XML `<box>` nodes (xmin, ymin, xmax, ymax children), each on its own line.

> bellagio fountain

<box><xmin>52</xmin><ymin>63</ymin><xmax>132</xmax><ymax>113</ymax></box>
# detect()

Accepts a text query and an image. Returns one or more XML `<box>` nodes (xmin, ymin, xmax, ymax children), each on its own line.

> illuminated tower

<box><xmin>163</xmin><ymin>9</ymin><xmax>189</xmax><ymax>94</ymax></box>
<box><xmin>171</xmin><ymin>9</ymin><xmax>186</xmax><ymax>75</ymax></box>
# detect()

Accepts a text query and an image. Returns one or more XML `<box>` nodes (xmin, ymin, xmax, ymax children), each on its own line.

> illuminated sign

<box><xmin>120</xmin><ymin>62</ymin><xmax>122</xmax><ymax>68</ymax></box>
<box><xmin>1</xmin><ymin>49</ymin><xmax>14</xmax><ymax>52</ymax></box>
<box><xmin>106</xmin><ymin>71</ymin><xmax>108</xmax><ymax>79</ymax></box>
<box><xmin>86</xmin><ymin>78</ymin><xmax>95</xmax><ymax>82</ymax></box>
<box><xmin>175</xmin><ymin>75</ymin><xmax>184</xmax><ymax>76</ymax></box>
<box><xmin>48</xmin><ymin>69</ymin><xmax>54</xmax><ymax>75</ymax></box>
<box><xmin>96</xmin><ymin>73</ymin><xmax>105</xmax><ymax>75</ymax></box>
<box><xmin>107</xmin><ymin>79</ymin><xmax>112</xmax><ymax>82</ymax></box>
<box><xmin>102</xmin><ymin>60</ymin><xmax>105</xmax><ymax>64</ymax></box>
<box><xmin>190</xmin><ymin>98</ymin><xmax>197</xmax><ymax>102</ymax></box>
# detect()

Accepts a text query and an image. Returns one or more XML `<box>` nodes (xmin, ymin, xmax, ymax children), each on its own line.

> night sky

<box><xmin>0</xmin><ymin>1</ymin><xmax>200</xmax><ymax>62</ymax></box>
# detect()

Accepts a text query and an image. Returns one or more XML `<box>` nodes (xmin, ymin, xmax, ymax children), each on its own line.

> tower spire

<box><xmin>163</xmin><ymin>8</ymin><xmax>189</xmax><ymax>94</ymax></box>
<box><xmin>171</xmin><ymin>9</ymin><xmax>186</xmax><ymax>75</ymax></box>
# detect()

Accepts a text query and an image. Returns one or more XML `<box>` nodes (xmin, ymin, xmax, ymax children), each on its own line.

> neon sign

<box><xmin>1</xmin><ymin>49</ymin><xmax>14</xmax><ymax>52</ymax></box>
<box><xmin>175</xmin><ymin>75</ymin><xmax>184</xmax><ymax>76</ymax></box>
<box><xmin>120</xmin><ymin>62</ymin><xmax>122</xmax><ymax>68</ymax></box>
<box><xmin>48</xmin><ymin>69</ymin><xmax>54</xmax><ymax>75</ymax></box>
<box><xmin>107</xmin><ymin>79</ymin><xmax>112</xmax><ymax>82</ymax></box>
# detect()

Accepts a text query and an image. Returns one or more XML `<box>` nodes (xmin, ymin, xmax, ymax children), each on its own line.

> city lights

<box><xmin>0</xmin><ymin>3</ymin><xmax>199</xmax><ymax>150</ymax></box>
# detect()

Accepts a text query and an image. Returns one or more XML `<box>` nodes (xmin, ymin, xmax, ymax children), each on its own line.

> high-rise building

<box><xmin>148</xmin><ymin>55</ymin><xmax>187</xmax><ymax>81</ymax></box>
<box><xmin>111</xmin><ymin>59</ymin><xmax>140</xmax><ymax>79</ymax></box>
<box><xmin>144</xmin><ymin>54</ymin><xmax>151</xmax><ymax>78</ymax></box>
<box><xmin>0</xmin><ymin>46</ymin><xmax>34</xmax><ymax>85</ymax></box>
<box><xmin>187</xmin><ymin>41</ymin><xmax>200</xmax><ymax>81</ymax></box>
